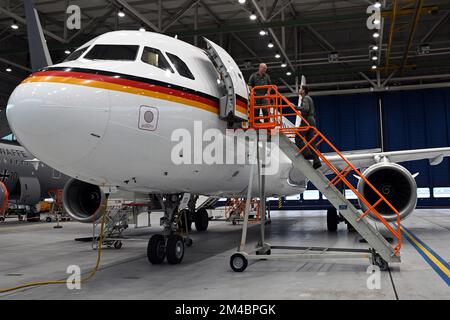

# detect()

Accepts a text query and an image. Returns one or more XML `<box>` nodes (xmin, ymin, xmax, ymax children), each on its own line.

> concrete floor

<box><xmin>0</xmin><ymin>209</ymin><xmax>448</xmax><ymax>299</ymax></box>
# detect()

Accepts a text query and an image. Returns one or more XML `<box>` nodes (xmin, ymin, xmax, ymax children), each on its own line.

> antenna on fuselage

<box><xmin>24</xmin><ymin>0</ymin><xmax>53</xmax><ymax>71</ymax></box>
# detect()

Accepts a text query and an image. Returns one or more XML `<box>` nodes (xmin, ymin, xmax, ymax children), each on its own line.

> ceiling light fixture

<box><xmin>249</xmin><ymin>11</ymin><xmax>257</xmax><ymax>20</ymax></box>
<box><xmin>118</xmin><ymin>8</ymin><xmax>125</xmax><ymax>18</ymax></box>
<box><xmin>11</xmin><ymin>20</ymin><xmax>19</xmax><ymax>30</ymax></box>
<box><xmin>275</xmin><ymin>52</ymin><xmax>281</xmax><ymax>59</ymax></box>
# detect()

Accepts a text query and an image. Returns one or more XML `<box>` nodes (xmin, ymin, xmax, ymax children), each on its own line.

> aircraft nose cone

<box><xmin>6</xmin><ymin>79</ymin><xmax>110</xmax><ymax>167</ymax></box>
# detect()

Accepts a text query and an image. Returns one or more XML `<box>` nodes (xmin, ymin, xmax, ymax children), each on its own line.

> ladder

<box><xmin>249</xmin><ymin>85</ymin><xmax>401</xmax><ymax>264</ymax></box>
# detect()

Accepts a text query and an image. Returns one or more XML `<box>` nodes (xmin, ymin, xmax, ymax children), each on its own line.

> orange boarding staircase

<box><xmin>248</xmin><ymin>85</ymin><xmax>401</xmax><ymax>264</ymax></box>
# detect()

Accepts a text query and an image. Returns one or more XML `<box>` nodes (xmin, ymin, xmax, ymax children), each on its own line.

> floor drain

<box><xmin>6</xmin><ymin>274</ymin><xmax>23</xmax><ymax>277</ymax></box>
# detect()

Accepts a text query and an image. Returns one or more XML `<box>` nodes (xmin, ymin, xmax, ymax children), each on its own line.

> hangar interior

<box><xmin>0</xmin><ymin>0</ymin><xmax>449</xmax><ymax>300</ymax></box>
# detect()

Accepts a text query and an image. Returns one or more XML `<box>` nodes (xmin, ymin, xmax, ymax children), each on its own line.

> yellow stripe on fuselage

<box><xmin>23</xmin><ymin>75</ymin><xmax>221</xmax><ymax>115</ymax></box>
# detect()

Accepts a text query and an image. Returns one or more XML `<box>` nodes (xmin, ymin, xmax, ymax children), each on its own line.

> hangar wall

<box><xmin>276</xmin><ymin>88</ymin><xmax>450</xmax><ymax>210</ymax></box>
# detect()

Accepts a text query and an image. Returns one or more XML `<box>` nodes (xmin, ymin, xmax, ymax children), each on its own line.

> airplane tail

<box><xmin>24</xmin><ymin>0</ymin><xmax>53</xmax><ymax>71</ymax></box>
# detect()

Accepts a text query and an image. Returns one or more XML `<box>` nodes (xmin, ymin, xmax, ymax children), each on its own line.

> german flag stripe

<box><xmin>24</xmin><ymin>67</ymin><xmax>248</xmax><ymax>115</ymax></box>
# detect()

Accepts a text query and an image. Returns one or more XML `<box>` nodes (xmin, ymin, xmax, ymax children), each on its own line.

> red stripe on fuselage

<box><xmin>32</xmin><ymin>70</ymin><xmax>220</xmax><ymax>110</ymax></box>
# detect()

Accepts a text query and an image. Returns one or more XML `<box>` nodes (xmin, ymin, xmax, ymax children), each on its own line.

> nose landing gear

<box><xmin>146</xmin><ymin>194</ymin><xmax>195</xmax><ymax>265</ymax></box>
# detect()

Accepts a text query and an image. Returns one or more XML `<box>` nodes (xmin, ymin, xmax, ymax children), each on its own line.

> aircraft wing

<box><xmin>323</xmin><ymin>147</ymin><xmax>450</xmax><ymax>173</ymax></box>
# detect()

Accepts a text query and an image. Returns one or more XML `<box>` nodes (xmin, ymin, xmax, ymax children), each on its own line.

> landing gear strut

<box><xmin>146</xmin><ymin>194</ymin><xmax>188</xmax><ymax>265</ymax></box>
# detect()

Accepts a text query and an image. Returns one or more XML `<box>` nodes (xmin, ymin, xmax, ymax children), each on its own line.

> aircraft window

<box><xmin>64</xmin><ymin>47</ymin><xmax>89</xmax><ymax>62</ymax></box>
<box><xmin>84</xmin><ymin>45</ymin><xmax>139</xmax><ymax>61</ymax></box>
<box><xmin>166</xmin><ymin>53</ymin><xmax>195</xmax><ymax>80</ymax></box>
<box><xmin>141</xmin><ymin>47</ymin><xmax>173</xmax><ymax>72</ymax></box>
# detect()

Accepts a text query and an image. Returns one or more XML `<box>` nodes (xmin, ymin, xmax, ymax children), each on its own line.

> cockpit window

<box><xmin>141</xmin><ymin>47</ymin><xmax>173</xmax><ymax>72</ymax></box>
<box><xmin>64</xmin><ymin>47</ymin><xmax>89</xmax><ymax>62</ymax></box>
<box><xmin>84</xmin><ymin>45</ymin><xmax>139</xmax><ymax>61</ymax></box>
<box><xmin>166</xmin><ymin>53</ymin><xmax>195</xmax><ymax>80</ymax></box>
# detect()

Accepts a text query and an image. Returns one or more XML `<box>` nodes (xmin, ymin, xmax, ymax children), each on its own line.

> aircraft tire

<box><xmin>166</xmin><ymin>235</ymin><xmax>184</xmax><ymax>264</ymax></box>
<box><xmin>194</xmin><ymin>208</ymin><xmax>209</xmax><ymax>232</ymax></box>
<box><xmin>327</xmin><ymin>207</ymin><xmax>338</xmax><ymax>232</ymax></box>
<box><xmin>147</xmin><ymin>234</ymin><xmax>166</xmax><ymax>264</ymax></box>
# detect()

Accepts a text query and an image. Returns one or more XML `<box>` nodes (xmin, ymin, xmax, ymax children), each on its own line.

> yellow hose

<box><xmin>0</xmin><ymin>211</ymin><xmax>108</xmax><ymax>294</ymax></box>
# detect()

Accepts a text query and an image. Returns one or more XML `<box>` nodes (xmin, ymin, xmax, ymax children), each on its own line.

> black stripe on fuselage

<box><xmin>44</xmin><ymin>67</ymin><xmax>249</xmax><ymax>106</ymax></box>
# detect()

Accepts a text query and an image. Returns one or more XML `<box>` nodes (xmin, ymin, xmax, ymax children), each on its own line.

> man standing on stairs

<box><xmin>295</xmin><ymin>85</ymin><xmax>322</xmax><ymax>170</ymax></box>
<box><xmin>248</xmin><ymin>63</ymin><xmax>271</xmax><ymax>123</ymax></box>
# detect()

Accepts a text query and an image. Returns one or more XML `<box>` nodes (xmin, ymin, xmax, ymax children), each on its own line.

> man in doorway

<box><xmin>248</xmin><ymin>63</ymin><xmax>271</xmax><ymax>123</ymax></box>
<box><xmin>295</xmin><ymin>85</ymin><xmax>322</xmax><ymax>169</ymax></box>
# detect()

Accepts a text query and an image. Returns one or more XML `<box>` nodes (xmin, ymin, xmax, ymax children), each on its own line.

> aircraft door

<box><xmin>204</xmin><ymin>38</ymin><xmax>248</xmax><ymax>123</ymax></box>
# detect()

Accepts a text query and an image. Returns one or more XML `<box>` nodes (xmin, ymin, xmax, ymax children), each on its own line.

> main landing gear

<box><xmin>326</xmin><ymin>207</ymin><xmax>356</xmax><ymax>232</ymax></box>
<box><xmin>147</xmin><ymin>194</ymin><xmax>210</xmax><ymax>265</ymax></box>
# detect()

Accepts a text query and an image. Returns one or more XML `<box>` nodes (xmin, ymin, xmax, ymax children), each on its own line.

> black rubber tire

<box><xmin>147</xmin><ymin>234</ymin><xmax>166</xmax><ymax>264</ymax></box>
<box><xmin>374</xmin><ymin>256</ymin><xmax>389</xmax><ymax>271</ymax></box>
<box><xmin>327</xmin><ymin>207</ymin><xmax>338</xmax><ymax>232</ymax></box>
<box><xmin>166</xmin><ymin>235</ymin><xmax>185</xmax><ymax>265</ymax></box>
<box><xmin>185</xmin><ymin>237</ymin><xmax>193</xmax><ymax>247</ymax></box>
<box><xmin>230</xmin><ymin>253</ymin><xmax>248</xmax><ymax>272</ymax></box>
<box><xmin>45</xmin><ymin>217</ymin><xmax>52</xmax><ymax>223</ymax></box>
<box><xmin>114</xmin><ymin>241</ymin><xmax>123</xmax><ymax>249</ymax></box>
<box><xmin>194</xmin><ymin>208</ymin><xmax>209</xmax><ymax>232</ymax></box>
<box><xmin>178</xmin><ymin>209</ymin><xmax>192</xmax><ymax>231</ymax></box>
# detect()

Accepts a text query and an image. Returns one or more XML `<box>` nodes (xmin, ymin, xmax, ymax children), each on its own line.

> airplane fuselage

<box><xmin>7</xmin><ymin>31</ymin><xmax>305</xmax><ymax>198</ymax></box>
<box><xmin>0</xmin><ymin>142</ymin><xmax>68</xmax><ymax>205</ymax></box>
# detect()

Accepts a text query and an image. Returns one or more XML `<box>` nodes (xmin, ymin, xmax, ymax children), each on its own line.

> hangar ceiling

<box><xmin>0</xmin><ymin>0</ymin><xmax>450</xmax><ymax>134</ymax></box>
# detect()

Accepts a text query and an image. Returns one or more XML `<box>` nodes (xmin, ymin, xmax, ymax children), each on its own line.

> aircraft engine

<box><xmin>357</xmin><ymin>162</ymin><xmax>417</xmax><ymax>222</ymax></box>
<box><xmin>62</xmin><ymin>179</ymin><xmax>107</xmax><ymax>223</ymax></box>
<box><xmin>9</xmin><ymin>177</ymin><xmax>41</xmax><ymax>205</ymax></box>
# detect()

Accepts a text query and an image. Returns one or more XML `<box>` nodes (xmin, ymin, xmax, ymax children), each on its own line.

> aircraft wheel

<box><xmin>147</xmin><ymin>234</ymin><xmax>166</xmax><ymax>264</ymax></box>
<box><xmin>194</xmin><ymin>208</ymin><xmax>209</xmax><ymax>232</ymax></box>
<box><xmin>166</xmin><ymin>235</ymin><xmax>184</xmax><ymax>265</ymax></box>
<box><xmin>45</xmin><ymin>217</ymin><xmax>52</xmax><ymax>223</ymax></box>
<box><xmin>230</xmin><ymin>253</ymin><xmax>248</xmax><ymax>272</ymax></box>
<box><xmin>327</xmin><ymin>207</ymin><xmax>338</xmax><ymax>232</ymax></box>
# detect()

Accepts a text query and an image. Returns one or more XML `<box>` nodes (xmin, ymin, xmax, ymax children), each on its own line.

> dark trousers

<box><xmin>295</xmin><ymin>124</ymin><xmax>320</xmax><ymax>164</ymax></box>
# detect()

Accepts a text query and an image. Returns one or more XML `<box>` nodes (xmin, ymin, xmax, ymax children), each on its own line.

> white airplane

<box><xmin>6</xmin><ymin>30</ymin><xmax>450</xmax><ymax>265</ymax></box>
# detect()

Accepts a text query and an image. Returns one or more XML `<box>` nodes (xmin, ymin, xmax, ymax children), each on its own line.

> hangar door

<box><xmin>382</xmin><ymin>88</ymin><xmax>450</xmax><ymax>207</ymax></box>
<box><xmin>279</xmin><ymin>93</ymin><xmax>380</xmax><ymax>210</ymax></box>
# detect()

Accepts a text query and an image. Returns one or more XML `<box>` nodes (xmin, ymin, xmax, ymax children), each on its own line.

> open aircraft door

<box><xmin>204</xmin><ymin>38</ymin><xmax>249</xmax><ymax>123</ymax></box>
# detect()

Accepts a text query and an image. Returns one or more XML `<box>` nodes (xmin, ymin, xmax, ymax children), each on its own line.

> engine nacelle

<box><xmin>357</xmin><ymin>163</ymin><xmax>417</xmax><ymax>222</ymax></box>
<box><xmin>62</xmin><ymin>179</ymin><xmax>107</xmax><ymax>223</ymax></box>
<box><xmin>9</xmin><ymin>177</ymin><xmax>41</xmax><ymax>205</ymax></box>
